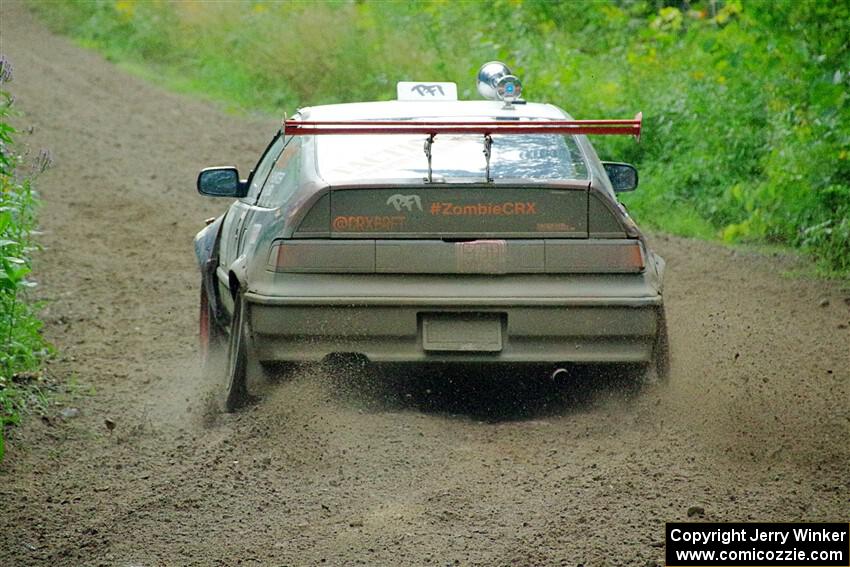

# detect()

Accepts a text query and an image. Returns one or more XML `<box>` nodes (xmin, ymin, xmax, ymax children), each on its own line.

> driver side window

<box><xmin>243</xmin><ymin>134</ymin><xmax>285</xmax><ymax>204</ymax></box>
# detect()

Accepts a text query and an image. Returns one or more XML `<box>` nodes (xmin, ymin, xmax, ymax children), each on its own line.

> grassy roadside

<box><xmin>28</xmin><ymin>0</ymin><xmax>850</xmax><ymax>276</ymax></box>
<box><xmin>0</xmin><ymin>56</ymin><xmax>53</xmax><ymax>460</ymax></box>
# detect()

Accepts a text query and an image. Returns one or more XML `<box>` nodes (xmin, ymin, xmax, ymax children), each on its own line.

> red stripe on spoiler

<box><xmin>282</xmin><ymin>112</ymin><xmax>642</xmax><ymax>140</ymax></box>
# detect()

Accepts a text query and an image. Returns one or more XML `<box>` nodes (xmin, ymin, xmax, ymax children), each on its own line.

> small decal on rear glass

<box><xmin>386</xmin><ymin>194</ymin><xmax>423</xmax><ymax>212</ymax></box>
<box><xmin>429</xmin><ymin>201</ymin><xmax>538</xmax><ymax>216</ymax></box>
<box><xmin>333</xmin><ymin>215</ymin><xmax>407</xmax><ymax>232</ymax></box>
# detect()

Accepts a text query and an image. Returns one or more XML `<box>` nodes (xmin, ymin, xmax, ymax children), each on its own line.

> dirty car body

<box><xmin>195</xmin><ymin>83</ymin><xmax>667</xmax><ymax>411</ymax></box>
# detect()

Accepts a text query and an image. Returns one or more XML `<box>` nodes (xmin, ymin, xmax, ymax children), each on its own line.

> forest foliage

<box><xmin>0</xmin><ymin>56</ymin><xmax>52</xmax><ymax>460</ymax></box>
<box><xmin>30</xmin><ymin>0</ymin><xmax>850</xmax><ymax>275</ymax></box>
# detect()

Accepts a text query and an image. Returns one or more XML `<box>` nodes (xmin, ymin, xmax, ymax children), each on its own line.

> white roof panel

<box><xmin>297</xmin><ymin>100</ymin><xmax>572</xmax><ymax>121</ymax></box>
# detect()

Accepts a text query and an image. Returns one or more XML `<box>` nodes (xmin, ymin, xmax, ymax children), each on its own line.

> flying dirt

<box><xmin>1</xmin><ymin>3</ymin><xmax>848</xmax><ymax>566</ymax></box>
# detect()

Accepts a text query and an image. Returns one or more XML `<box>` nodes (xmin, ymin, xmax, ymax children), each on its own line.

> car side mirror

<box><xmin>197</xmin><ymin>166</ymin><xmax>248</xmax><ymax>198</ymax></box>
<box><xmin>602</xmin><ymin>162</ymin><xmax>639</xmax><ymax>192</ymax></box>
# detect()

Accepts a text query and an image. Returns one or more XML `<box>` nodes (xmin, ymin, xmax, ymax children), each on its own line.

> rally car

<box><xmin>195</xmin><ymin>62</ymin><xmax>669</xmax><ymax>411</ymax></box>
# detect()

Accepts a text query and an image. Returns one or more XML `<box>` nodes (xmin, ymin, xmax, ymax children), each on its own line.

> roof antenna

<box><xmin>483</xmin><ymin>134</ymin><xmax>493</xmax><ymax>182</ymax></box>
<box><xmin>424</xmin><ymin>133</ymin><xmax>435</xmax><ymax>183</ymax></box>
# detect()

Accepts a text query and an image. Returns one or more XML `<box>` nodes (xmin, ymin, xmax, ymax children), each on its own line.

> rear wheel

<box><xmin>223</xmin><ymin>292</ymin><xmax>256</xmax><ymax>412</ymax></box>
<box><xmin>647</xmin><ymin>307</ymin><xmax>670</xmax><ymax>384</ymax></box>
<box><xmin>199</xmin><ymin>285</ymin><xmax>224</xmax><ymax>375</ymax></box>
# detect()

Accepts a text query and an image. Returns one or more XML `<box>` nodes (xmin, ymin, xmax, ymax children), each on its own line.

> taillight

<box><xmin>268</xmin><ymin>241</ymin><xmax>375</xmax><ymax>273</ymax></box>
<box><xmin>544</xmin><ymin>240</ymin><xmax>644</xmax><ymax>273</ymax></box>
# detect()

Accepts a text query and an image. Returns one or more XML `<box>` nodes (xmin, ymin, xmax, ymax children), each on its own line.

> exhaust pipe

<box><xmin>551</xmin><ymin>367</ymin><xmax>569</xmax><ymax>380</ymax></box>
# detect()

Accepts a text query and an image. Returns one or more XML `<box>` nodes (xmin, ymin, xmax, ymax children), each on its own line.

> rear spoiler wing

<box><xmin>282</xmin><ymin>113</ymin><xmax>642</xmax><ymax>182</ymax></box>
<box><xmin>283</xmin><ymin>113</ymin><xmax>642</xmax><ymax>138</ymax></box>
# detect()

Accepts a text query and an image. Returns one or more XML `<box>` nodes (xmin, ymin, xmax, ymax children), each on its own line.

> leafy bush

<box><xmin>0</xmin><ymin>56</ymin><xmax>52</xmax><ymax>460</ymax></box>
<box><xmin>29</xmin><ymin>0</ymin><xmax>850</xmax><ymax>274</ymax></box>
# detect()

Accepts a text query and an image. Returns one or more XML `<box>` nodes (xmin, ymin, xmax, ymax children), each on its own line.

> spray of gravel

<box><xmin>135</xmin><ymin>310</ymin><xmax>848</xmax><ymax>492</ymax></box>
<box><xmin>139</xmin><ymin>333</ymin><xmax>677</xmax><ymax>440</ymax></box>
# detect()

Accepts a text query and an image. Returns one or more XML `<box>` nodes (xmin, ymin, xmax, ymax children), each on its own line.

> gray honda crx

<box><xmin>195</xmin><ymin>63</ymin><xmax>668</xmax><ymax>411</ymax></box>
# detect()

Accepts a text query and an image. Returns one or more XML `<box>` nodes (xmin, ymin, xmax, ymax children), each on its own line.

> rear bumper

<box><xmin>243</xmin><ymin>273</ymin><xmax>662</xmax><ymax>364</ymax></box>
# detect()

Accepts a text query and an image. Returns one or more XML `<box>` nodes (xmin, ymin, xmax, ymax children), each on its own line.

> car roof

<box><xmin>296</xmin><ymin>100</ymin><xmax>573</xmax><ymax>121</ymax></box>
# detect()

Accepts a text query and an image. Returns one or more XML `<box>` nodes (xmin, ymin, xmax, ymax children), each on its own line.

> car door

<box><xmin>217</xmin><ymin>133</ymin><xmax>285</xmax><ymax>314</ymax></box>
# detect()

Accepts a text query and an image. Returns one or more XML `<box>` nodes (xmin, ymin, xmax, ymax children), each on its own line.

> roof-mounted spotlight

<box><xmin>477</xmin><ymin>61</ymin><xmax>523</xmax><ymax>109</ymax></box>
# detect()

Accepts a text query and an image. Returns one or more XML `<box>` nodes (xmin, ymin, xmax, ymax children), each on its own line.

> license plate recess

<box><xmin>421</xmin><ymin>313</ymin><xmax>503</xmax><ymax>352</ymax></box>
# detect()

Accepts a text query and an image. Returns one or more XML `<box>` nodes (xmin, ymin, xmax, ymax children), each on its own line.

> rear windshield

<box><xmin>315</xmin><ymin>119</ymin><xmax>589</xmax><ymax>183</ymax></box>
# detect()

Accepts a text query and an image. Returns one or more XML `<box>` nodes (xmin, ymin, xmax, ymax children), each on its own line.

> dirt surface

<box><xmin>1</xmin><ymin>3</ymin><xmax>849</xmax><ymax>565</ymax></box>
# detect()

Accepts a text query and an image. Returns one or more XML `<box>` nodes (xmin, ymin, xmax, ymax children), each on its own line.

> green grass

<box><xmin>0</xmin><ymin>56</ymin><xmax>53</xmax><ymax>460</ymax></box>
<box><xmin>28</xmin><ymin>0</ymin><xmax>850</xmax><ymax>276</ymax></box>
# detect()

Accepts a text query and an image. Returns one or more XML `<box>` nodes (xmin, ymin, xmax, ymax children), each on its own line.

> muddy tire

<box><xmin>224</xmin><ymin>292</ymin><xmax>254</xmax><ymax>412</ymax></box>
<box><xmin>648</xmin><ymin>307</ymin><xmax>671</xmax><ymax>384</ymax></box>
<box><xmin>199</xmin><ymin>285</ymin><xmax>224</xmax><ymax>375</ymax></box>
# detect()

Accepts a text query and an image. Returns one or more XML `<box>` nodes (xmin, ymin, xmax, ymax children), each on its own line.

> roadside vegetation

<box><xmin>29</xmin><ymin>0</ymin><xmax>850</xmax><ymax>276</ymax></box>
<box><xmin>0</xmin><ymin>56</ymin><xmax>53</xmax><ymax>460</ymax></box>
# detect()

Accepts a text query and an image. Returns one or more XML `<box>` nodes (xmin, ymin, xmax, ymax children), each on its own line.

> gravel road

<box><xmin>1</xmin><ymin>3</ymin><xmax>848</xmax><ymax>566</ymax></box>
